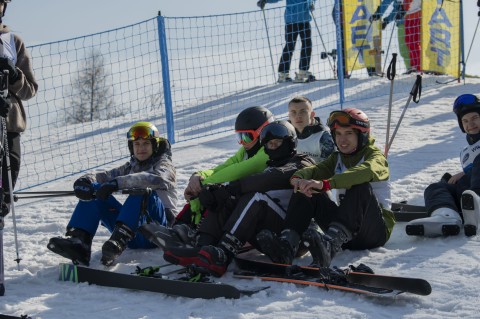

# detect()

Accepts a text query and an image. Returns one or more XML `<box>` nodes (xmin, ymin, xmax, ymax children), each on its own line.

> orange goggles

<box><xmin>327</xmin><ymin>111</ymin><xmax>369</xmax><ymax>132</ymax></box>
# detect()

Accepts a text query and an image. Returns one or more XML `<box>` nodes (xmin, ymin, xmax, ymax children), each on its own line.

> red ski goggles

<box><xmin>235</xmin><ymin>121</ymin><xmax>270</xmax><ymax>147</ymax></box>
<box><xmin>327</xmin><ymin>111</ymin><xmax>369</xmax><ymax>132</ymax></box>
<box><xmin>127</xmin><ymin>126</ymin><xmax>158</xmax><ymax>141</ymax></box>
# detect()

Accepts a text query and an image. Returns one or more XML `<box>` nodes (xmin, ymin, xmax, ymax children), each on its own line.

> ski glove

<box><xmin>309</xmin><ymin>3</ymin><xmax>315</xmax><ymax>11</ymax></box>
<box><xmin>96</xmin><ymin>180</ymin><xmax>118</xmax><ymax>200</ymax></box>
<box><xmin>0</xmin><ymin>95</ymin><xmax>11</xmax><ymax>118</ymax></box>
<box><xmin>0</xmin><ymin>58</ymin><xmax>19</xmax><ymax>85</ymax></box>
<box><xmin>198</xmin><ymin>183</ymin><xmax>239</xmax><ymax>212</ymax></box>
<box><xmin>74</xmin><ymin>177</ymin><xmax>95</xmax><ymax>201</ymax></box>
<box><xmin>369</xmin><ymin>12</ymin><xmax>381</xmax><ymax>23</ymax></box>
<box><xmin>382</xmin><ymin>21</ymin><xmax>388</xmax><ymax>30</ymax></box>
<box><xmin>257</xmin><ymin>0</ymin><xmax>266</xmax><ymax>10</ymax></box>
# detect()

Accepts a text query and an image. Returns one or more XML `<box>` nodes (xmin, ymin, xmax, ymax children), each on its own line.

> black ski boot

<box><xmin>256</xmin><ymin>229</ymin><xmax>300</xmax><ymax>264</ymax></box>
<box><xmin>139</xmin><ymin>223</ymin><xmax>197</xmax><ymax>249</ymax></box>
<box><xmin>101</xmin><ymin>222</ymin><xmax>134</xmax><ymax>266</ymax></box>
<box><xmin>47</xmin><ymin>228</ymin><xmax>93</xmax><ymax>266</ymax></box>
<box><xmin>303</xmin><ymin>223</ymin><xmax>351</xmax><ymax>267</ymax></box>
<box><xmin>198</xmin><ymin>233</ymin><xmax>243</xmax><ymax>277</ymax></box>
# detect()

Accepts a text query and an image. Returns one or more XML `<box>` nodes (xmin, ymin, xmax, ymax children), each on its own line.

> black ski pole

<box><xmin>384</xmin><ymin>53</ymin><xmax>397</xmax><ymax>158</ymax></box>
<box><xmin>261</xmin><ymin>7</ymin><xmax>277</xmax><ymax>83</ymax></box>
<box><xmin>348</xmin><ymin>18</ymin><xmax>374</xmax><ymax>77</ymax></box>
<box><xmin>311</xmin><ymin>10</ymin><xmax>335</xmax><ymax>76</ymax></box>
<box><xmin>382</xmin><ymin>22</ymin><xmax>396</xmax><ymax>75</ymax></box>
<box><xmin>386</xmin><ymin>74</ymin><xmax>422</xmax><ymax>154</ymax></box>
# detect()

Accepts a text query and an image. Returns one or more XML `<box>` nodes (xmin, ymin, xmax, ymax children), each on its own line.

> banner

<box><xmin>342</xmin><ymin>0</ymin><xmax>381</xmax><ymax>74</ymax></box>
<box><xmin>421</xmin><ymin>0</ymin><xmax>461</xmax><ymax>77</ymax></box>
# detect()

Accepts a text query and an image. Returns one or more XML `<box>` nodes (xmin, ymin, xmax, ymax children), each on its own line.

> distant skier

<box><xmin>47</xmin><ymin>122</ymin><xmax>177</xmax><ymax>266</ymax></box>
<box><xmin>257</xmin><ymin>0</ymin><xmax>317</xmax><ymax>83</ymax></box>
<box><xmin>406</xmin><ymin>94</ymin><xmax>480</xmax><ymax>237</ymax></box>
<box><xmin>257</xmin><ymin>108</ymin><xmax>395</xmax><ymax>267</ymax></box>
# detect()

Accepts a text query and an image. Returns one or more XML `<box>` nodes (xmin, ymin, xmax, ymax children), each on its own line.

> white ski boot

<box><xmin>294</xmin><ymin>70</ymin><xmax>316</xmax><ymax>83</ymax></box>
<box><xmin>405</xmin><ymin>207</ymin><xmax>462</xmax><ymax>237</ymax></box>
<box><xmin>277</xmin><ymin>72</ymin><xmax>292</xmax><ymax>83</ymax></box>
<box><xmin>461</xmin><ymin>190</ymin><xmax>480</xmax><ymax>237</ymax></box>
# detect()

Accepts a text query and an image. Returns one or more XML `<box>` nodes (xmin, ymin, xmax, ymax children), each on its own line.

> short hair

<box><xmin>288</xmin><ymin>96</ymin><xmax>313</xmax><ymax>108</ymax></box>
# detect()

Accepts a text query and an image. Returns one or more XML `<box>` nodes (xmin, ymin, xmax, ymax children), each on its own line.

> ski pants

<box><xmin>404</xmin><ymin>11</ymin><xmax>421</xmax><ymax>71</ymax></box>
<box><xmin>424</xmin><ymin>156</ymin><xmax>480</xmax><ymax>217</ymax></box>
<box><xmin>68</xmin><ymin>192</ymin><xmax>166</xmax><ymax>249</ymax></box>
<box><xmin>1</xmin><ymin>132</ymin><xmax>20</xmax><ymax>202</ymax></box>
<box><xmin>278</xmin><ymin>22</ymin><xmax>312</xmax><ymax>73</ymax></box>
<box><xmin>284</xmin><ymin>183</ymin><xmax>388</xmax><ymax>250</ymax></box>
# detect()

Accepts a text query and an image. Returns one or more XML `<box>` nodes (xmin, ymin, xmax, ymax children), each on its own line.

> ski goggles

<box><xmin>127</xmin><ymin>126</ymin><xmax>158</xmax><ymax>141</ymax></box>
<box><xmin>327</xmin><ymin>111</ymin><xmax>369</xmax><ymax>132</ymax></box>
<box><xmin>453</xmin><ymin>94</ymin><xmax>480</xmax><ymax>115</ymax></box>
<box><xmin>235</xmin><ymin>120</ymin><xmax>270</xmax><ymax>147</ymax></box>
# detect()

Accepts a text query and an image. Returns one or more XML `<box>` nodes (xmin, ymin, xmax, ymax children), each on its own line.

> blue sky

<box><xmin>4</xmin><ymin>0</ymin><xmax>480</xmax><ymax>76</ymax></box>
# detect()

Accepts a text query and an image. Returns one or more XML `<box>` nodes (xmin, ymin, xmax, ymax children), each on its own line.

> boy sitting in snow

<box><xmin>406</xmin><ymin>94</ymin><xmax>480</xmax><ymax>237</ymax></box>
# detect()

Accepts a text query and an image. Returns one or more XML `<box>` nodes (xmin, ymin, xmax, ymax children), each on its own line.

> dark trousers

<box><xmin>2</xmin><ymin>132</ymin><xmax>20</xmax><ymax>201</ymax></box>
<box><xmin>278</xmin><ymin>22</ymin><xmax>312</xmax><ymax>73</ymax></box>
<box><xmin>284</xmin><ymin>183</ymin><xmax>387</xmax><ymax>250</ymax></box>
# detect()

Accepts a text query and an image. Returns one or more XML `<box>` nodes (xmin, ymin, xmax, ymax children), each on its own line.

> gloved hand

<box><xmin>198</xmin><ymin>184</ymin><xmax>238</xmax><ymax>212</ymax></box>
<box><xmin>0</xmin><ymin>95</ymin><xmax>11</xmax><ymax>118</ymax></box>
<box><xmin>73</xmin><ymin>177</ymin><xmax>95</xmax><ymax>201</ymax></box>
<box><xmin>309</xmin><ymin>3</ymin><xmax>315</xmax><ymax>11</ymax></box>
<box><xmin>96</xmin><ymin>180</ymin><xmax>118</xmax><ymax>200</ymax></box>
<box><xmin>382</xmin><ymin>20</ymin><xmax>388</xmax><ymax>30</ymax></box>
<box><xmin>369</xmin><ymin>12</ymin><xmax>381</xmax><ymax>23</ymax></box>
<box><xmin>0</xmin><ymin>58</ymin><xmax>19</xmax><ymax>85</ymax></box>
<box><xmin>257</xmin><ymin>0</ymin><xmax>266</xmax><ymax>10</ymax></box>
<box><xmin>395</xmin><ymin>10</ymin><xmax>406</xmax><ymax>21</ymax></box>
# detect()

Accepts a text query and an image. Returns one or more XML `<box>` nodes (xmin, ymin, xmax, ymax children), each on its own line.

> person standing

<box><xmin>258</xmin><ymin>0</ymin><xmax>317</xmax><ymax>83</ymax></box>
<box><xmin>0</xmin><ymin>0</ymin><xmax>38</xmax><ymax>217</ymax></box>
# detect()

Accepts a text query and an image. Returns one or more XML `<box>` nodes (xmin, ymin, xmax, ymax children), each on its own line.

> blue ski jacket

<box><xmin>265</xmin><ymin>0</ymin><xmax>315</xmax><ymax>24</ymax></box>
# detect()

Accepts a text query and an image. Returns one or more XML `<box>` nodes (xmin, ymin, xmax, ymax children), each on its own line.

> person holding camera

<box><xmin>0</xmin><ymin>0</ymin><xmax>38</xmax><ymax>218</ymax></box>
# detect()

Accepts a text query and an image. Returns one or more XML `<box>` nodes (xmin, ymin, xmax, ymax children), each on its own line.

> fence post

<box><xmin>157</xmin><ymin>13</ymin><xmax>175</xmax><ymax>144</ymax></box>
<box><xmin>334</xmin><ymin>0</ymin><xmax>345</xmax><ymax>107</ymax></box>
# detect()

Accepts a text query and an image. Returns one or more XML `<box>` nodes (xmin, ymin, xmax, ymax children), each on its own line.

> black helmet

<box><xmin>235</xmin><ymin>106</ymin><xmax>274</xmax><ymax>132</ymax></box>
<box><xmin>453</xmin><ymin>94</ymin><xmax>480</xmax><ymax>132</ymax></box>
<box><xmin>235</xmin><ymin>106</ymin><xmax>274</xmax><ymax>147</ymax></box>
<box><xmin>260</xmin><ymin>120</ymin><xmax>297</xmax><ymax>166</ymax></box>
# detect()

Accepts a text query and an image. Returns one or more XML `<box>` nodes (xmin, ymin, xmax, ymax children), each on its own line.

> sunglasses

<box><xmin>453</xmin><ymin>94</ymin><xmax>480</xmax><ymax>114</ymax></box>
<box><xmin>127</xmin><ymin>126</ymin><xmax>158</xmax><ymax>141</ymax></box>
<box><xmin>235</xmin><ymin>120</ymin><xmax>270</xmax><ymax>147</ymax></box>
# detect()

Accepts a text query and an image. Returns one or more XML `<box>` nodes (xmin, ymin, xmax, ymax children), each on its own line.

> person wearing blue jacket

<box><xmin>47</xmin><ymin>122</ymin><xmax>177</xmax><ymax>267</ymax></box>
<box><xmin>258</xmin><ymin>0</ymin><xmax>316</xmax><ymax>83</ymax></box>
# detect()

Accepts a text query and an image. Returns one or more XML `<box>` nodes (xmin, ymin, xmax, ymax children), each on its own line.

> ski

<box><xmin>58</xmin><ymin>263</ymin><xmax>268</xmax><ymax>299</ymax></box>
<box><xmin>0</xmin><ymin>314</ymin><xmax>32</xmax><ymax>319</ymax></box>
<box><xmin>391</xmin><ymin>202</ymin><xmax>428</xmax><ymax>222</ymax></box>
<box><xmin>234</xmin><ymin>255</ymin><xmax>431</xmax><ymax>296</ymax></box>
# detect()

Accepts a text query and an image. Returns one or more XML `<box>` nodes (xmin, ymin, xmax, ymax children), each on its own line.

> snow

<box><xmin>1</xmin><ymin>78</ymin><xmax>480</xmax><ymax>318</ymax></box>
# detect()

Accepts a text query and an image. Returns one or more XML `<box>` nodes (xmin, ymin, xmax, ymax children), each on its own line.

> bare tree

<box><xmin>66</xmin><ymin>50</ymin><xmax>115</xmax><ymax>123</ymax></box>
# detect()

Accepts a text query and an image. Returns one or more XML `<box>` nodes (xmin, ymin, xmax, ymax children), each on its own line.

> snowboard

<box><xmin>58</xmin><ymin>263</ymin><xmax>268</xmax><ymax>299</ymax></box>
<box><xmin>391</xmin><ymin>202</ymin><xmax>428</xmax><ymax>222</ymax></box>
<box><xmin>234</xmin><ymin>255</ymin><xmax>431</xmax><ymax>297</ymax></box>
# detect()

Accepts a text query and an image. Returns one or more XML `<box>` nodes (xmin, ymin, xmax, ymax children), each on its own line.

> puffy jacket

<box><xmin>266</xmin><ymin>0</ymin><xmax>315</xmax><ymax>24</ymax></box>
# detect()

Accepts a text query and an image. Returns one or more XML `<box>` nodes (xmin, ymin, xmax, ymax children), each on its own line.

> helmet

<box><xmin>327</xmin><ymin>108</ymin><xmax>370</xmax><ymax>150</ymax></box>
<box><xmin>235</xmin><ymin>106</ymin><xmax>274</xmax><ymax>147</ymax></box>
<box><xmin>260</xmin><ymin>120</ymin><xmax>297</xmax><ymax>165</ymax></box>
<box><xmin>127</xmin><ymin>121</ymin><xmax>162</xmax><ymax>156</ymax></box>
<box><xmin>453</xmin><ymin>94</ymin><xmax>480</xmax><ymax>132</ymax></box>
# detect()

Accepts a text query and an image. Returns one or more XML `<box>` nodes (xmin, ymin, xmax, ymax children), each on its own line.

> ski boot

<box><xmin>197</xmin><ymin>233</ymin><xmax>243</xmax><ymax>277</ymax></box>
<box><xmin>294</xmin><ymin>70</ymin><xmax>316</xmax><ymax>83</ymax></box>
<box><xmin>256</xmin><ymin>229</ymin><xmax>300</xmax><ymax>264</ymax></box>
<box><xmin>303</xmin><ymin>223</ymin><xmax>351</xmax><ymax>268</ymax></box>
<box><xmin>101</xmin><ymin>222</ymin><xmax>134</xmax><ymax>266</ymax></box>
<box><xmin>406</xmin><ymin>207</ymin><xmax>462</xmax><ymax>237</ymax></box>
<box><xmin>138</xmin><ymin>223</ymin><xmax>197</xmax><ymax>249</ymax></box>
<box><xmin>163</xmin><ymin>246</ymin><xmax>207</xmax><ymax>268</ymax></box>
<box><xmin>277</xmin><ymin>72</ymin><xmax>293</xmax><ymax>83</ymax></box>
<box><xmin>47</xmin><ymin>228</ymin><xmax>93</xmax><ymax>266</ymax></box>
<box><xmin>461</xmin><ymin>190</ymin><xmax>480</xmax><ymax>237</ymax></box>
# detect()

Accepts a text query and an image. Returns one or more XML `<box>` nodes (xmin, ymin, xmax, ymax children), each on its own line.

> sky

<box><xmin>1</xmin><ymin>72</ymin><xmax>480</xmax><ymax>318</ymax></box>
<box><xmin>4</xmin><ymin>0</ymin><xmax>480</xmax><ymax>76</ymax></box>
